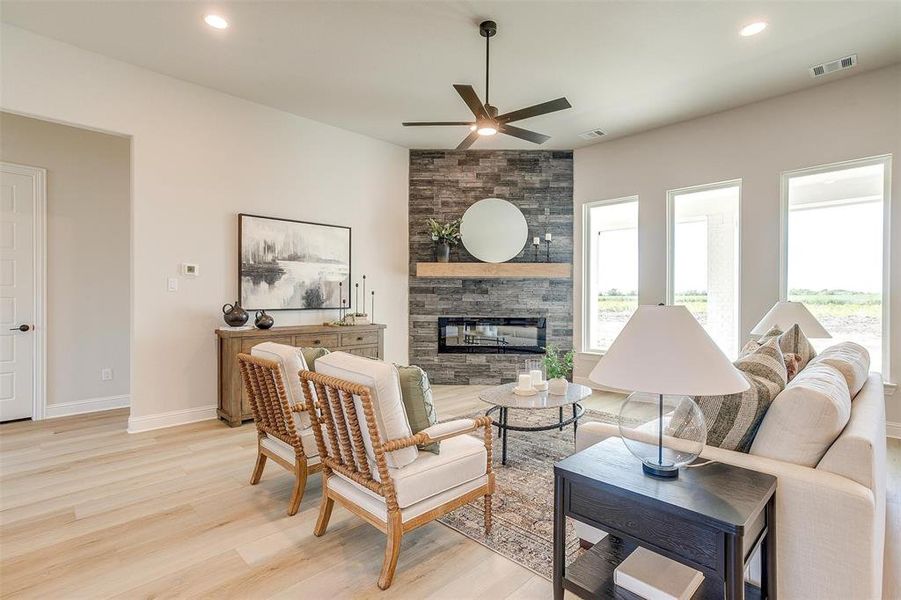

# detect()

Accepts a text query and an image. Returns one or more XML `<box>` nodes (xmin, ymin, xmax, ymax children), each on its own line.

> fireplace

<box><xmin>438</xmin><ymin>317</ymin><xmax>547</xmax><ymax>354</ymax></box>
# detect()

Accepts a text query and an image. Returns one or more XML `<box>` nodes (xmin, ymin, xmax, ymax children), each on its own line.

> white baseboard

<box><xmin>887</xmin><ymin>421</ymin><xmax>901</xmax><ymax>440</ymax></box>
<box><xmin>127</xmin><ymin>405</ymin><xmax>218</xmax><ymax>434</ymax></box>
<box><xmin>45</xmin><ymin>394</ymin><xmax>130</xmax><ymax>418</ymax></box>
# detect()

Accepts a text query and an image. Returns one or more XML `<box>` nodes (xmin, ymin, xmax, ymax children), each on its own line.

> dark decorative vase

<box><xmin>436</xmin><ymin>241</ymin><xmax>450</xmax><ymax>263</ymax></box>
<box><xmin>222</xmin><ymin>301</ymin><xmax>249</xmax><ymax>327</ymax></box>
<box><xmin>254</xmin><ymin>310</ymin><xmax>274</xmax><ymax>330</ymax></box>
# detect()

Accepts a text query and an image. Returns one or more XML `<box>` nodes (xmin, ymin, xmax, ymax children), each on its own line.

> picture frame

<box><xmin>238</xmin><ymin>213</ymin><xmax>351</xmax><ymax>311</ymax></box>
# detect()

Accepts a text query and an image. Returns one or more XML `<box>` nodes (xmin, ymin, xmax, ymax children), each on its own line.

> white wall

<box><xmin>0</xmin><ymin>113</ymin><xmax>131</xmax><ymax>413</ymax></box>
<box><xmin>0</xmin><ymin>25</ymin><xmax>409</xmax><ymax>430</ymax></box>
<box><xmin>573</xmin><ymin>64</ymin><xmax>901</xmax><ymax>424</ymax></box>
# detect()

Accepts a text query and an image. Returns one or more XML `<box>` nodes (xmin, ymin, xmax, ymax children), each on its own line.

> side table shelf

<box><xmin>564</xmin><ymin>535</ymin><xmax>765</xmax><ymax>600</ymax></box>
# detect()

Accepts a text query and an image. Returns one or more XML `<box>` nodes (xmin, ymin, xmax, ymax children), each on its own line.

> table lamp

<box><xmin>589</xmin><ymin>305</ymin><xmax>749</xmax><ymax>478</ymax></box>
<box><xmin>751</xmin><ymin>301</ymin><xmax>831</xmax><ymax>339</ymax></box>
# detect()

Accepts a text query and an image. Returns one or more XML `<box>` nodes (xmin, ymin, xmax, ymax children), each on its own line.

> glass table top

<box><xmin>478</xmin><ymin>382</ymin><xmax>592</xmax><ymax>409</ymax></box>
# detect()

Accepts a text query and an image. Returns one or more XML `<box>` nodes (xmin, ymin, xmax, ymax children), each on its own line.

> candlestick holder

<box><xmin>545</xmin><ymin>239</ymin><xmax>552</xmax><ymax>262</ymax></box>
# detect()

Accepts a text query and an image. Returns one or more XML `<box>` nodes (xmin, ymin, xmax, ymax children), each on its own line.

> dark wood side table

<box><xmin>554</xmin><ymin>438</ymin><xmax>776</xmax><ymax>600</ymax></box>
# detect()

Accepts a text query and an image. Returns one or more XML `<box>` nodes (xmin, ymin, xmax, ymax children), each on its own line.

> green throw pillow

<box><xmin>395</xmin><ymin>364</ymin><xmax>440</xmax><ymax>454</ymax></box>
<box><xmin>300</xmin><ymin>346</ymin><xmax>331</xmax><ymax>372</ymax></box>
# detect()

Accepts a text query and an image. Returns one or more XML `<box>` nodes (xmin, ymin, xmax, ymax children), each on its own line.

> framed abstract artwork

<box><xmin>238</xmin><ymin>213</ymin><xmax>351</xmax><ymax>311</ymax></box>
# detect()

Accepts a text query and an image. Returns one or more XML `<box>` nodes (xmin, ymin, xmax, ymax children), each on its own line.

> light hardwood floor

<box><xmin>0</xmin><ymin>386</ymin><xmax>898</xmax><ymax>599</ymax></box>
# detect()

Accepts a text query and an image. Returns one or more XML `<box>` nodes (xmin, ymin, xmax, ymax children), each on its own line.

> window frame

<box><xmin>779</xmin><ymin>154</ymin><xmax>893</xmax><ymax>379</ymax></box>
<box><xmin>665</xmin><ymin>179</ymin><xmax>743</xmax><ymax>356</ymax></box>
<box><xmin>581</xmin><ymin>195</ymin><xmax>639</xmax><ymax>354</ymax></box>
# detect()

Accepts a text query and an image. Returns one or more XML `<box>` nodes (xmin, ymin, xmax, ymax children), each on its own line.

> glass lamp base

<box><xmin>642</xmin><ymin>461</ymin><xmax>679</xmax><ymax>478</ymax></box>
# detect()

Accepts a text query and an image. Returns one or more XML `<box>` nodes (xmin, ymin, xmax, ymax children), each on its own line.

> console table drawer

<box><xmin>294</xmin><ymin>333</ymin><xmax>339</xmax><ymax>348</ymax></box>
<box><xmin>340</xmin><ymin>331</ymin><xmax>380</xmax><ymax>347</ymax></box>
<box><xmin>568</xmin><ymin>481</ymin><xmax>721</xmax><ymax>571</ymax></box>
<box><xmin>347</xmin><ymin>346</ymin><xmax>379</xmax><ymax>358</ymax></box>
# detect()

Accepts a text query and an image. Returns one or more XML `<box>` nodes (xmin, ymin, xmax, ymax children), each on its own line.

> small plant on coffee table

<box><xmin>543</xmin><ymin>343</ymin><xmax>575</xmax><ymax>381</ymax></box>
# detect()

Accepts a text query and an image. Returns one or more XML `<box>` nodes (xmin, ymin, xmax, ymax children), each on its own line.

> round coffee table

<box><xmin>479</xmin><ymin>382</ymin><xmax>592</xmax><ymax>465</ymax></box>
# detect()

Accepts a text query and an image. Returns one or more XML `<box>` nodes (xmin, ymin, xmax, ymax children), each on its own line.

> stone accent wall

<box><xmin>408</xmin><ymin>150</ymin><xmax>574</xmax><ymax>384</ymax></box>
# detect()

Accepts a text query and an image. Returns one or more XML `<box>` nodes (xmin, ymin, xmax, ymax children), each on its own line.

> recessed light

<box><xmin>204</xmin><ymin>14</ymin><xmax>228</xmax><ymax>30</ymax></box>
<box><xmin>740</xmin><ymin>21</ymin><xmax>767</xmax><ymax>37</ymax></box>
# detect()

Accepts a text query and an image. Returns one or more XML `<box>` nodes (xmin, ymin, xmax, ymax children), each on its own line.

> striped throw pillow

<box><xmin>692</xmin><ymin>338</ymin><xmax>787</xmax><ymax>452</ymax></box>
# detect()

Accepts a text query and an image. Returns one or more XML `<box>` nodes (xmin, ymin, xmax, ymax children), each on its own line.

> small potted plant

<box><xmin>426</xmin><ymin>218</ymin><xmax>461</xmax><ymax>263</ymax></box>
<box><xmin>543</xmin><ymin>343</ymin><xmax>575</xmax><ymax>395</ymax></box>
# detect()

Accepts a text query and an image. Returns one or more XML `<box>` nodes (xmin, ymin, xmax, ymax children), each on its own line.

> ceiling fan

<box><xmin>402</xmin><ymin>20</ymin><xmax>572</xmax><ymax>150</ymax></box>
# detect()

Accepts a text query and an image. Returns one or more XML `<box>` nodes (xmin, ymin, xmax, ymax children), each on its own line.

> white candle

<box><xmin>532</xmin><ymin>236</ymin><xmax>540</xmax><ymax>246</ymax></box>
<box><xmin>545</xmin><ymin>232</ymin><xmax>552</xmax><ymax>241</ymax></box>
<box><xmin>518</xmin><ymin>374</ymin><xmax>533</xmax><ymax>390</ymax></box>
<box><xmin>530</xmin><ymin>369</ymin><xmax>543</xmax><ymax>385</ymax></box>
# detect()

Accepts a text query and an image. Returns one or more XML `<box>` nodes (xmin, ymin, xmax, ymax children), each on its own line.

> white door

<box><xmin>0</xmin><ymin>163</ymin><xmax>43</xmax><ymax>421</ymax></box>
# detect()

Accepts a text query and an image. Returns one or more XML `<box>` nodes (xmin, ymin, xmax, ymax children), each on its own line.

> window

<box><xmin>667</xmin><ymin>181</ymin><xmax>741</xmax><ymax>357</ymax></box>
<box><xmin>583</xmin><ymin>197</ymin><xmax>639</xmax><ymax>352</ymax></box>
<box><xmin>782</xmin><ymin>156</ymin><xmax>891</xmax><ymax>376</ymax></box>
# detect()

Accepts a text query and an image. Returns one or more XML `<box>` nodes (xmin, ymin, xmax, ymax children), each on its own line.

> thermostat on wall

<box><xmin>181</xmin><ymin>263</ymin><xmax>199</xmax><ymax>277</ymax></box>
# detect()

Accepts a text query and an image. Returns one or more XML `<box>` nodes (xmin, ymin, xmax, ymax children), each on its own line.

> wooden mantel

<box><xmin>415</xmin><ymin>262</ymin><xmax>572</xmax><ymax>279</ymax></box>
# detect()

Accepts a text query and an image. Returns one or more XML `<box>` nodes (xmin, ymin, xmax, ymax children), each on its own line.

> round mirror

<box><xmin>460</xmin><ymin>198</ymin><xmax>528</xmax><ymax>263</ymax></box>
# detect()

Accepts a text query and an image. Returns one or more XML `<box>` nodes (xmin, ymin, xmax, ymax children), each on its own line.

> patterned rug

<box><xmin>437</xmin><ymin>407</ymin><xmax>637</xmax><ymax>579</ymax></box>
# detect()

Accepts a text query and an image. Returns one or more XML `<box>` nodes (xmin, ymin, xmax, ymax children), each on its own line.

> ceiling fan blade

<box><xmin>497</xmin><ymin>97</ymin><xmax>572</xmax><ymax>123</ymax></box>
<box><xmin>499</xmin><ymin>124</ymin><xmax>550</xmax><ymax>145</ymax></box>
<box><xmin>453</xmin><ymin>84</ymin><xmax>489</xmax><ymax>121</ymax></box>
<box><xmin>402</xmin><ymin>121</ymin><xmax>474</xmax><ymax>127</ymax></box>
<box><xmin>456</xmin><ymin>130</ymin><xmax>479</xmax><ymax>150</ymax></box>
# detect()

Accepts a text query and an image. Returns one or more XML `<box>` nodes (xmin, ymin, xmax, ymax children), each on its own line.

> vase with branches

<box><xmin>426</xmin><ymin>218</ymin><xmax>461</xmax><ymax>263</ymax></box>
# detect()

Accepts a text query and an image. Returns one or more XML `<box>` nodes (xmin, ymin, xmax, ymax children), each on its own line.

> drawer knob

<box><xmin>313</xmin><ymin>340</ymin><xmax>321</xmax><ymax>344</ymax></box>
<box><xmin>356</xmin><ymin>336</ymin><xmax>363</xmax><ymax>341</ymax></box>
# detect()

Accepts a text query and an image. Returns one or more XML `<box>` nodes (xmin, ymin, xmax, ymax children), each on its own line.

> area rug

<box><xmin>437</xmin><ymin>407</ymin><xmax>640</xmax><ymax>580</ymax></box>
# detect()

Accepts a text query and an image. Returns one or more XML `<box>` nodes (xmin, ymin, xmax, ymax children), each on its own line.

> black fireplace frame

<box><xmin>437</xmin><ymin>316</ymin><xmax>547</xmax><ymax>354</ymax></box>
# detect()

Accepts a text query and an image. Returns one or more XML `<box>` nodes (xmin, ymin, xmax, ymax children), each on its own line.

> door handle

<box><xmin>9</xmin><ymin>324</ymin><xmax>30</xmax><ymax>332</ymax></box>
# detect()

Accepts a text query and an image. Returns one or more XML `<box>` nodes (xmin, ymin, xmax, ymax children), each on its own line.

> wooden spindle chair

<box><xmin>300</xmin><ymin>368</ymin><xmax>495</xmax><ymax>590</ymax></box>
<box><xmin>237</xmin><ymin>353</ymin><xmax>322</xmax><ymax>516</ymax></box>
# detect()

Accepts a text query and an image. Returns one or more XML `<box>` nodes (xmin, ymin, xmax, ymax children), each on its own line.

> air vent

<box><xmin>579</xmin><ymin>128</ymin><xmax>606</xmax><ymax>140</ymax></box>
<box><xmin>809</xmin><ymin>54</ymin><xmax>857</xmax><ymax>78</ymax></box>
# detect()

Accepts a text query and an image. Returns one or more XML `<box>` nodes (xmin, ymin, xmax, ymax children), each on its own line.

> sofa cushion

<box><xmin>740</xmin><ymin>329</ymin><xmax>805</xmax><ymax>381</ymax></box>
<box><xmin>689</xmin><ymin>338</ymin><xmax>787</xmax><ymax>452</ymax></box>
<box><xmin>251</xmin><ymin>342</ymin><xmax>312</xmax><ymax>429</ymax></box>
<box><xmin>750</xmin><ymin>362</ymin><xmax>851</xmax><ymax>467</ymax></box>
<box><xmin>763</xmin><ymin>324</ymin><xmax>818</xmax><ymax>370</ymax></box>
<box><xmin>315</xmin><ymin>352</ymin><xmax>418</xmax><ymax>470</ymax></box>
<box><xmin>808</xmin><ymin>342</ymin><xmax>869</xmax><ymax>396</ymax></box>
<box><xmin>395</xmin><ymin>365</ymin><xmax>440</xmax><ymax>454</ymax></box>
<box><xmin>333</xmin><ymin>433</ymin><xmax>486</xmax><ymax>509</ymax></box>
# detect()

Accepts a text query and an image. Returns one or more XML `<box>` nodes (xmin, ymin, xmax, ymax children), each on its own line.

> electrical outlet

<box><xmin>167</xmin><ymin>277</ymin><xmax>178</xmax><ymax>292</ymax></box>
<box><xmin>101</xmin><ymin>368</ymin><xmax>113</xmax><ymax>381</ymax></box>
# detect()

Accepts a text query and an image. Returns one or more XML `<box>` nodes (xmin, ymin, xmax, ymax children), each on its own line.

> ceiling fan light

<box><xmin>477</xmin><ymin>125</ymin><xmax>497</xmax><ymax>136</ymax></box>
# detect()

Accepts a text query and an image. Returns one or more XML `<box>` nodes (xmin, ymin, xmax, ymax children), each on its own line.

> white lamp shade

<box><xmin>751</xmin><ymin>301</ymin><xmax>831</xmax><ymax>338</ymax></box>
<box><xmin>589</xmin><ymin>305</ymin><xmax>749</xmax><ymax>396</ymax></box>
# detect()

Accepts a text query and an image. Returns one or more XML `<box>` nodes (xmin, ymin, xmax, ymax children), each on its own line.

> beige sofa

<box><xmin>574</xmin><ymin>343</ymin><xmax>887</xmax><ymax>600</ymax></box>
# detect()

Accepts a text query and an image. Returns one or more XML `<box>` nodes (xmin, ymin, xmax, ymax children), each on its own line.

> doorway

<box><xmin>0</xmin><ymin>112</ymin><xmax>131</xmax><ymax>422</ymax></box>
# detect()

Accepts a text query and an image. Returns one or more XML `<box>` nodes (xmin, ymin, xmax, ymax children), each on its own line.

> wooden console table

<box><xmin>215</xmin><ymin>323</ymin><xmax>385</xmax><ymax>427</ymax></box>
<box><xmin>554</xmin><ymin>438</ymin><xmax>776</xmax><ymax>600</ymax></box>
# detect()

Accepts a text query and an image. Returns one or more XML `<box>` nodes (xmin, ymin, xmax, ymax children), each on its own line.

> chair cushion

<box><xmin>688</xmin><ymin>338</ymin><xmax>787</xmax><ymax>452</ymax></box>
<box><xmin>329</xmin><ymin>472</ymin><xmax>489</xmax><ymax>524</ymax></box>
<box><xmin>808</xmin><ymin>341</ymin><xmax>870</xmax><ymax>396</ymax></box>
<box><xmin>261</xmin><ymin>428</ymin><xmax>320</xmax><ymax>464</ymax></box>
<box><xmin>251</xmin><ymin>342</ymin><xmax>312</xmax><ymax>429</ymax></box>
<box><xmin>750</xmin><ymin>362</ymin><xmax>851</xmax><ymax>467</ymax></box>
<box><xmin>334</xmin><ymin>433</ymin><xmax>486</xmax><ymax>509</ymax></box>
<box><xmin>315</xmin><ymin>352</ymin><xmax>418</xmax><ymax>470</ymax></box>
<box><xmin>300</xmin><ymin>346</ymin><xmax>331</xmax><ymax>372</ymax></box>
<box><xmin>395</xmin><ymin>364</ymin><xmax>440</xmax><ymax>454</ymax></box>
